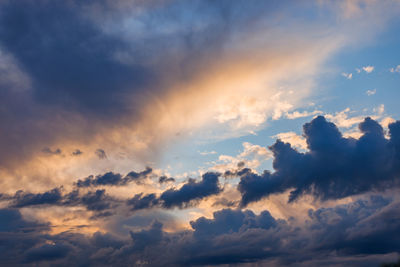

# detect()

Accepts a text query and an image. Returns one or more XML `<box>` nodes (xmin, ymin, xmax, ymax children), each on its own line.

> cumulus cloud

<box><xmin>238</xmin><ymin>116</ymin><xmax>400</xmax><ymax>206</ymax></box>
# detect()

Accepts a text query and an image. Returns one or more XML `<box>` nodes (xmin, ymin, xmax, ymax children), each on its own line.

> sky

<box><xmin>1</xmin><ymin>0</ymin><xmax>400</xmax><ymax>266</ymax></box>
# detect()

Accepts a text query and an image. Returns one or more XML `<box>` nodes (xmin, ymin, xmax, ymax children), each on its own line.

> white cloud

<box><xmin>211</xmin><ymin>142</ymin><xmax>272</xmax><ymax>171</ymax></box>
<box><xmin>341</xmin><ymin>72</ymin><xmax>353</xmax><ymax>79</ymax></box>
<box><xmin>199</xmin><ymin>151</ymin><xmax>217</xmax><ymax>156</ymax></box>
<box><xmin>325</xmin><ymin>108</ymin><xmax>366</xmax><ymax>128</ymax></box>
<box><xmin>390</xmin><ymin>65</ymin><xmax>400</xmax><ymax>73</ymax></box>
<box><xmin>362</xmin><ymin>65</ymin><xmax>374</xmax><ymax>73</ymax></box>
<box><xmin>285</xmin><ymin>110</ymin><xmax>322</xmax><ymax>120</ymax></box>
<box><xmin>273</xmin><ymin>132</ymin><xmax>307</xmax><ymax>151</ymax></box>
<box><xmin>373</xmin><ymin>104</ymin><xmax>385</xmax><ymax>115</ymax></box>
<box><xmin>381</xmin><ymin>116</ymin><xmax>396</xmax><ymax>128</ymax></box>
<box><xmin>355</xmin><ymin>68</ymin><xmax>361</xmax><ymax>73</ymax></box>
<box><xmin>366</xmin><ymin>89</ymin><xmax>376</xmax><ymax>96</ymax></box>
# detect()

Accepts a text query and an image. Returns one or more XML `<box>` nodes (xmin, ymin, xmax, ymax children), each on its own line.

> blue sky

<box><xmin>159</xmin><ymin>11</ymin><xmax>400</xmax><ymax>178</ymax></box>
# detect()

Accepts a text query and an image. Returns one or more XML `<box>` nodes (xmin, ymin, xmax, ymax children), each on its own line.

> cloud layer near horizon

<box><xmin>1</xmin><ymin>116</ymin><xmax>400</xmax><ymax>265</ymax></box>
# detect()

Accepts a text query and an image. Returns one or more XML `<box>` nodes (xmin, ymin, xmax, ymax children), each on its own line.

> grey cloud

<box><xmin>75</xmin><ymin>167</ymin><xmax>152</xmax><ymax>187</ymax></box>
<box><xmin>238</xmin><ymin>116</ymin><xmax>400</xmax><ymax>206</ymax></box>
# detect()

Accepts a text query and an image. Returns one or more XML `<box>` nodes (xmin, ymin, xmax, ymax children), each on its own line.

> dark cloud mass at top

<box><xmin>239</xmin><ymin>116</ymin><xmax>400</xmax><ymax>206</ymax></box>
<box><xmin>0</xmin><ymin>0</ymin><xmax>286</xmax><ymax>167</ymax></box>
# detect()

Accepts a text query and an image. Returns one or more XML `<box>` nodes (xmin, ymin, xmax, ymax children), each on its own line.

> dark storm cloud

<box><xmin>24</xmin><ymin>243</ymin><xmax>71</xmax><ymax>263</ymax></box>
<box><xmin>158</xmin><ymin>175</ymin><xmax>176</xmax><ymax>184</ymax></box>
<box><xmin>10</xmin><ymin>188</ymin><xmax>63</xmax><ymax>208</ymax></box>
<box><xmin>75</xmin><ymin>167</ymin><xmax>152</xmax><ymax>187</ymax></box>
<box><xmin>238</xmin><ymin>116</ymin><xmax>400</xmax><ymax>206</ymax></box>
<box><xmin>0</xmin><ymin>208</ymin><xmax>48</xmax><ymax>233</ymax></box>
<box><xmin>129</xmin><ymin>221</ymin><xmax>163</xmax><ymax>251</ymax></box>
<box><xmin>160</xmin><ymin>172</ymin><xmax>222</xmax><ymax>208</ymax></box>
<box><xmin>3</xmin><ymin>188</ymin><xmax>119</xmax><ymax>217</ymax></box>
<box><xmin>190</xmin><ymin>208</ymin><xmax>277</xmax><ymax>239</ymax></box>
<box><xmin>2</xmin><ymin>171</ymin><xmax>221</xmax><ymax>213</ymax></box>
<box><xmin>63</xmin><ymin>189</ymin><xmax>119</xmax><ymax>213</ymax></box>
<box><xmin>0</xmin><ymin>0</ymin><xmax>149</xmax><ymax>114</ymax></box>
<box><xmin>127</xmin><ymin>193</ymin><xmax>159</xmax><ymax>211</ymax></box>
<box><xmin>127</xmin><ymin>172</ymin><xmax>222</xmax><ymax>210</ymax></box>
<box><xmin>1</xmin><ymin>195</ymin><xmax>400</xmax><ymax>266</ymax></box>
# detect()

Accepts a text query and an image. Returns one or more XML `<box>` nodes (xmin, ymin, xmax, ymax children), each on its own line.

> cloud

<box><xmin>8</xmin><ymin>188</ymin><xmax>63</xmax><ymax>208</ymax></box>
<box><xmin>0</xmin><ymin>0</ymin><xmax>294</xmax><ymax>170</ymax></box>
<box><xmin>72</xmin><ymin>149</ymin><xmax>83</xmax><ymax>156</ymax></box>
<box><xmin>0</xmin><ymin>208</ymin><xmax>48</xmax><ymax>233</ymax></box>
<box><xmin>24</xmin><ymin>243</ymin><xmax>71</xmax><ymax>263</ymax></box>
<box><xmin>158</xmin><ymin>176</ymin><xmax>176</xmax><ymax>184</ymax></box>
<box><xmin>2</xmin><ymin>170</ymin><xmax>222</xmax><ymax>214</ymax></box>
<box><xmin>212</xmin><ymin>142</ymin><xmax>272</xmax><ymax>172</ymax></box>
<box><xmin>64</xmin><ymin>189</ymin><xmax>118</xmax><ymax>213</ymax></box>
<box><xmin>1</xmin><ymin>193</ymin><xmax>400</xmax><ymax>265</ymax></box>
<box><xmin>238</xmin><ymin>116</ymin><xmax>400</xmax><ymax>206</ymax></box>
<box><xmin>127</xmin><ymin>172</ymin><xmax>222</xmax><ymax>210</ymax></box>
<box><xmin>341</xmin><ymin>72</ymin><xmax>353</xmax><ymax>79</ymax></box>
<box><xmin>273</xmin><ymin>132</ymin><xmax>308</xmax><ymax>151</ymax></box>
<box><xmin>362</xmin><ymin>65</ymin><xmax>375</xmax><ymax>73</ymax></box>
<box><xmin>95</xmin><ymin>149</ymin><xmax>107</xmax><ymax>160</ymax></box>
<box><xmin>199</xmin><ymin>150</ymin><xmax>217</xmax><ymax>156</ymax></box>
<box><xmin>3</xmin><ymin>188</ymin><xmax>120</xmax><ymax>217</ymax></box>
<box><xmin>366</xmin><ymin>89</ymin><xmax>377</xmax><ymax>96</ymax></box>
<box><xmin>325</xmin><ymin>107</ymin><xmax>367</xmax><ymax>128</ymax></box>
<box><xmin>127</xmin><ymin>193</ymin><xmax>159</xmax><ymax>211</ymax></box>
<box><xmin>1</xmin><ymin>0</ymin><xmax>392</xmax><ymax>181</ymax></box>
<box><xmin>42</xmin><ymin>147</ymin><xmax>62</xmax><ymax>156</ymax></box>
<box><xmin>190</xmin><ymin>208</ymin><xmax>277</xmax><ymax>239</ymax></box>
<box><xmin>75</xmin><ymin>167</ymin><xmax>152</xmax><ymax>187</ymax></box>
<box><xmin>390</xmin><ymin>65</ymin><xmax>400</xmax><ymax>73</ymax></box>
<box><xmin>159</xmin><ymin>172</ymin><xmax>222</xmax><ymax>209</ymax></box>
<box><xmin>374</xmin><ymin>104</ymin><xmax>385</xmax><ymax>115</ymax></box>
<box><xmin>285</xmin><ymin>110</ymin><xmax>322</xmax><ymax>120</ymax></box>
